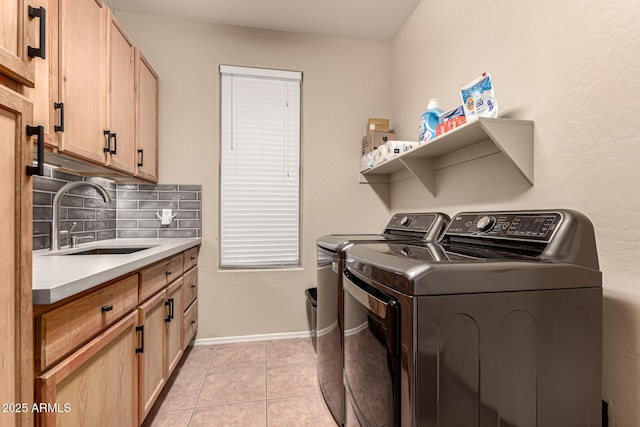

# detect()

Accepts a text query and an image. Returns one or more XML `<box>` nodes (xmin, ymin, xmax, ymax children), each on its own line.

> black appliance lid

<box><xmin>317</xmin><ymin>212</ymin><xmax>450</xmax><ymax>253</ymax></box>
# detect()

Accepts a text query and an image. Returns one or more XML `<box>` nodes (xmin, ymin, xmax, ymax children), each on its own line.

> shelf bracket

<box><xmin>479</xmin><ymin>120</ymin><xmax>534</xmax><ymax>185</ymax></box>
<box><xmin>400</xmin><ymin>157</ymin><xmax>436</xmax><ymax>196</ymax></box>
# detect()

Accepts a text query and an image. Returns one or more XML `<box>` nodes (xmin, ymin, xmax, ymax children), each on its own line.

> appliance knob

<box><xmin>400</xmin><ymin>216</ymin><xmax>411</xmax><ymax>226</ymax></box>
<box><xmin>477</xmin><ymin>216</ymin><xmax>496</xmax><ymax>232</ymax></box>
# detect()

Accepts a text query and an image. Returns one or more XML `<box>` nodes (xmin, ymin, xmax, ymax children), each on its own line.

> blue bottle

<box><xmin>418</xmin><ymin>98</ymin><xmax>443</xmax><ymax>144</ymax></box>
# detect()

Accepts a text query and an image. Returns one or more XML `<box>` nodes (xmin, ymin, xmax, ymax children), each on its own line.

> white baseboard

<box><xmin>194</xmin><ymin>330</ymin><xmax>312</xmax><ymax>346</ymax></box>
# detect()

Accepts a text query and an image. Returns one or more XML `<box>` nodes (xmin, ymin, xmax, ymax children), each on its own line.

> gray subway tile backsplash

<box><xmin>33</xmin><ymin>166</ymin><xmax>202</xmax><ymax>250</ymax></box>
<box><xmin>139</xmin><ymin>184</ymin><xmax>177</xmax><ymax>191</ymax></box>
<box><xmin>158</xmin><ymin>229</ymin><xmax>198</xmax><ymax>238</ymax></box>
<box><xmin>178</xmin><ymin>201</ymin><xmax>201</xmax><ymax>210</ymax></box>
<box><xmin>137</xmin><ymin>200</ymin><xmax>179</xmax><ymax>210</ymax></box>
<box><xmin>117</xmin><ymin>229</ymin><xmax>159</xmax><ymax>239</ymax></box>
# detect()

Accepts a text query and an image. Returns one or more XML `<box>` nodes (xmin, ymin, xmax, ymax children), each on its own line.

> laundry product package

<box><xmin>460</xmin><ymin>72</ymin><xmax>498</xmax><ymax>122</ymax></box>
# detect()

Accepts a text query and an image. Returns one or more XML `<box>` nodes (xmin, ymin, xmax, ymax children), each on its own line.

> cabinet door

<box><xmin>106</xmin><ymin>11</ymin><xmax>134</xmax><ymax>174</ymax></box>
<box><xmin>57</xmin><ymin>0</ymin><xmax>106</xmax><ymax>164</ymax></box>
<box><xmin>137</xmin><ymin>290</ymin><xmax>166</xmax><ymax>422</ymax></box>
<box><xmin>22</xmin><ymin>0</ymin><xmax>58</xmax><ymax>149</ymax></box>
<box><xmin>183</xmin><ymin>266</ymin><xmax>198</xmax><ymax>310</ymax></box>
<box><xmin>134</xmin><ymin>49</ymin><xmax>158</xmax><ymax>182</ymax></box>
<box><xmin>0</xmin><ymin>85</ymin><xmax>34</xmax><ymax>427</ymax></box>
<box><xmin>166</xmin><ymin>278</ymin><xmax>183</xmax><ymax>376</ymax></box>
<box><xmin>35</xmin><ymin>311</ymin><xmax>139</xmax><ymax>427</ymax></box>
<box><xmin>183</xmin><ymin>299</ymin><xmax>198</xmax><ymax>351</ymax></box>
<box><xmin>0</xmin><ymin>0</ymin><xmax>35</xmax><ymax>86</ymax></box>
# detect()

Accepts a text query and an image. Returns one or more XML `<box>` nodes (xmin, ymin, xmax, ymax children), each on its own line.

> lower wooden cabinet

<box><xmin>183</xmin><ymin>298</ymin><xmax>198</xmax><ymax>351</ymax></box>
<box><xmin>35</xmin><ymin>274</ymin><xmax>139</xmax><ymax>372</ymax></box>
<box><xmin>166</xmin><ymin>278</ymin><xmax>184</xmax><ymax>375</ymax></box>
<box><xmin>137</xmin><ymin>290</ymin><xmax>167</xmax><ymax>422</ymax></box>
<box><xmin>138</xmin><ymin>277</ymin><xmax>184</xmax><ymax>421</ymax></box>
<box><xmin>35</xmin><ymin>311</ymin><xmax>139</xmax><ymax>427</ymax></box>
<box><xmin>33</xmin><ymin>247</ymin><xmax>199</xmax><ymax>427</ymax></box>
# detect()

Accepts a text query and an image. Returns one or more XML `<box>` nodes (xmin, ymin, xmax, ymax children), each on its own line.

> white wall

<box><xmin>115</xmin><ymin>13</ymin><xmax>391</xmax><ymax>338</ymax></box>
<box><xmin>390</xmin><ymin>1</ymin><xmax>640</xmax><ymax>425</ymax></box>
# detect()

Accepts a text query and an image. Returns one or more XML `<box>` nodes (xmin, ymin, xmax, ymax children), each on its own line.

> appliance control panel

<box><xmin>446</xmin><ymin>212</ymin><xmax>562</xmax><ymax>242</ymax></box>
<box><xmin>385</xmin><ymin>213</ymin><xmax>437</xmax><ymax>232</ymax></box>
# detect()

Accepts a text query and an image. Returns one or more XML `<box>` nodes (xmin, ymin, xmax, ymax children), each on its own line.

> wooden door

<box><xmin>57</xmin><ymin>0</ymin><xmax>106</xmax><ymax>164</ymax></box>
<box><xmin>23</xmin><ymin>0</ymin><xmax>59</xmax><ymax>149</ymax></box>
<box><xmin>0</xmin><ymin>0</ymin><xmax>35</xmax><ymax>86</ymax></box>
<box><xmin>35</xmin><ymin>311</ymin><xmax>139</xmax><ymax>427</ymax></box>
<box><xmin>166</xmin><ymin>278</ymin><xmax>183</xmax><ymax>376</ymax></box>
<box><xmin>137</xmin><ymin>290</ymin><xmax>167</xmax><ymax>422</ymax></box>
<box><xmin>134</xmin><ymin>49</ymin><xmax>158</xmax><ymax>182</ymax></box>
<box><xmin>106</xmin><ymin>11</ymin><xmax>134</xmax><ymax>174</ymax></box>
<box><xmin>0</xmin><ymin>84</ymin><xmax>34</xmax><ymax>427</ymax></box>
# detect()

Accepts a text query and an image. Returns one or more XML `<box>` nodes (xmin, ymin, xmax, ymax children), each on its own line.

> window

<box><xmin>219</xmin><ymin>65</ymin><xmax>301</xmax><ymax>268</ymax></box>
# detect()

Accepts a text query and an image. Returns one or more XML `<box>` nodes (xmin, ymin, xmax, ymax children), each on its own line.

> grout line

<box><xmin>187</xmin><ymin>347</ymin><xmax>216</xmax><ymax>426</ymax></box>
<box><xmin>264</xmin><ymin>344</ymin><xmax>269</xmax><ymax>427</ymax></box>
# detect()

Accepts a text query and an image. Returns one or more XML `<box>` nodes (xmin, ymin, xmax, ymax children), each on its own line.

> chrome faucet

<box><xmin>51</xmin><ymin>181</ymin><xmax>112</xmax><ymax>251</ymax></box>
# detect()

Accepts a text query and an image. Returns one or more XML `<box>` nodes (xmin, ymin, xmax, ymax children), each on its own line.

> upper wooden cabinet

<box><xmin>134</xmin><ymin>49</ymin><xmax>159</xmax><ymax>182</ymax></box>
<box><xmin>0</xmin><ymin>0</ymin><xmax>38</xmax><ymax>87</ymax></box>
<box><xmin>57</xmin><ymin>0</ymin><xmax>107</xmax><ymax>165</ymax></box>
<box><xmin>23</xmin><ymin>0</ymin><xmax>56</xmax><ymax>148</ymax></box>
<box><xmin>23</xmin><ymin>0</ymin><xmax>159</xmax><ymax>182</ymax></box>
<box><xmin>106</xmin><ymin>11</ymin><xmax>135</xmax><ymax>174</ymax></box>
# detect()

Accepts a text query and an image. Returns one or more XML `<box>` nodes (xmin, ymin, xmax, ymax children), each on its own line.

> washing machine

<box><xmin>316</xmin><ymin>212</ymin><xmax>450</xmax><ymax>426</ymax></box>
<box><xmin>342</xmin><ymin>210</ymin><xmax>602</xmax><ymax>427</ymax></box>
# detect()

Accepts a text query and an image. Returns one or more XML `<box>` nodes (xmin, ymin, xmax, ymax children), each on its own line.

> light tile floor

<box><xmin>142</xmin><ymin>338</ymin><xmax>337</xmax><ymax>427</ymax></box>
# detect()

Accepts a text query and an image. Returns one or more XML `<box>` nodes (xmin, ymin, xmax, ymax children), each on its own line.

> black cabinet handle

<box><xmin>190</xmin><ymin>256</ymin><xmax>196</xmax><ymax>260</ymax></box>
<box><xmin>166</xmin><ymin>271</ymin><xmax>172</xmax><ymax>276</ymax></box>
<box><xmin>28</xmin><ymin>6</ymin><xmax>46</xmax><ymax>59</ymax></box>
<box><xmin>101</xmin><ymin>305</ymin><xmax>113</xmax><ymax>312</ymax></box>
<box><xmin>137</xmin><ymin>149</ymin><xmax>144</xmax><ymax>167</ymax></box>
<box><xmin>190</xmin><ymin>283</ymin><xmax>196</xmax><ymax>288</ymax></box>
<box><xmin>110</xmin><ymin>133</ymin><xmax>117</xmax><ymax>154</ymax></box>
<box><xmin>26</xmin><ymin>125</ymin><xmax>44</xmax><ymax>176</ymax></box>
<box><xmin>164</xmin><ymin>300</ymin><xmax>171</xmax><ymax>322</ymax></box>
<box><xmin>191</xmin><ymin>320</ymin><xmax>196</xmax><ymax>325</ymax></box>
<box><xmin>54</xmin><ymin>102</ymin><xmax>64</xmax><ymax>132</ymax></box>
<box><xmin>135</xmin><ymin>325</ymin><xmax>144</xmax><ymax>353</ymax></box>
<box><xmin>103</xmin><ymin>130</ymin><xmax>111</xmax><ymax>153</ymax></box>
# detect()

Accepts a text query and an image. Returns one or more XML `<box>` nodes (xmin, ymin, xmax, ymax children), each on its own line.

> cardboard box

<box><xmin>362</xmin><ymin>131</ymin><xmax>396</xmax><ymax>155</ymax></box>
<box><xmin>367</xmin><ymin>118</ymin><xmax>390</xmax><ymax>133</ymax></box>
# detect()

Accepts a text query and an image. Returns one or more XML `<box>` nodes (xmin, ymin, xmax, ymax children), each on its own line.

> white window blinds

<box><xmin>220</xmin><ymin>65</ymin><xmax>301</xmax><ymax>268</ymax></box>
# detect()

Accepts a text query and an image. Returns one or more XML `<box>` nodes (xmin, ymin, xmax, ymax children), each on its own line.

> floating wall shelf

<box><xmin>359</xmin><ymin>117</ymin><xmax>534</xmax><ymax>196</ymax></box>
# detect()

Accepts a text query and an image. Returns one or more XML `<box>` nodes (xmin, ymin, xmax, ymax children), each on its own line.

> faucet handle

<box><xmin>60</xmin><ymin>222</ymin><xmax>78</xmax><ymax>237</ymax></box>
<box><xmin>70</xmin><ymin>235</ymin><xmax>95</xmax><ymax>248</ymax></box>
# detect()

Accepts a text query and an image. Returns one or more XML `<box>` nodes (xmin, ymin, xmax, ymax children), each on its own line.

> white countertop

<box><xmin>33</xmin><ymin>238</ymin><xmax>202</xmax><ymax>305</ymax></box>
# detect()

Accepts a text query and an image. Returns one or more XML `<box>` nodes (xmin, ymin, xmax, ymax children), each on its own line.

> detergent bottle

<box><xmin>418</xmin><ymin>98</ymin><xmax>443</xmax><ymax>144</ymax></box>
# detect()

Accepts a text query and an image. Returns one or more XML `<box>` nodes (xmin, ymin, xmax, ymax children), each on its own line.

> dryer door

<box><xmin>343</xmin><ymin>269</ymin><xmax>400</xmax><ymax>427</ymax></box>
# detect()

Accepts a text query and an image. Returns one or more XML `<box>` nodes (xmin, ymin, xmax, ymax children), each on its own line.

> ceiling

<box><xmin>104</xmin><ymin>0</ymin><xmax>421</xmax><ymax>41</ymax></box>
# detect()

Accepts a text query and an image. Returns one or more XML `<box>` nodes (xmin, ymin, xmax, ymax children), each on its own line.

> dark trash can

<box><xmin>305</xmin><ymin>288</ymin><xmax>317</xmax><ymax>353</ymax></box>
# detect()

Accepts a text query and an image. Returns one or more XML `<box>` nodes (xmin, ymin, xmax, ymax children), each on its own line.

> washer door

<box><xmin>343</xmin><ymin>269</ymin><xmax>400</xmax><ymax>427</ymax></box>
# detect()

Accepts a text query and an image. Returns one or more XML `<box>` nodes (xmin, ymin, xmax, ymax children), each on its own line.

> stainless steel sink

<box><xmin>54</xmin><ymin>246</ymin><xmax>153</xmax><ymax>255</ymax></box>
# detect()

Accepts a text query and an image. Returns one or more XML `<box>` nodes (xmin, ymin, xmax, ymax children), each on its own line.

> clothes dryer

<box><xmin>316</xmin><ymin>213</ymin><xmax>449</xmax><ymax>425</ymax></box>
